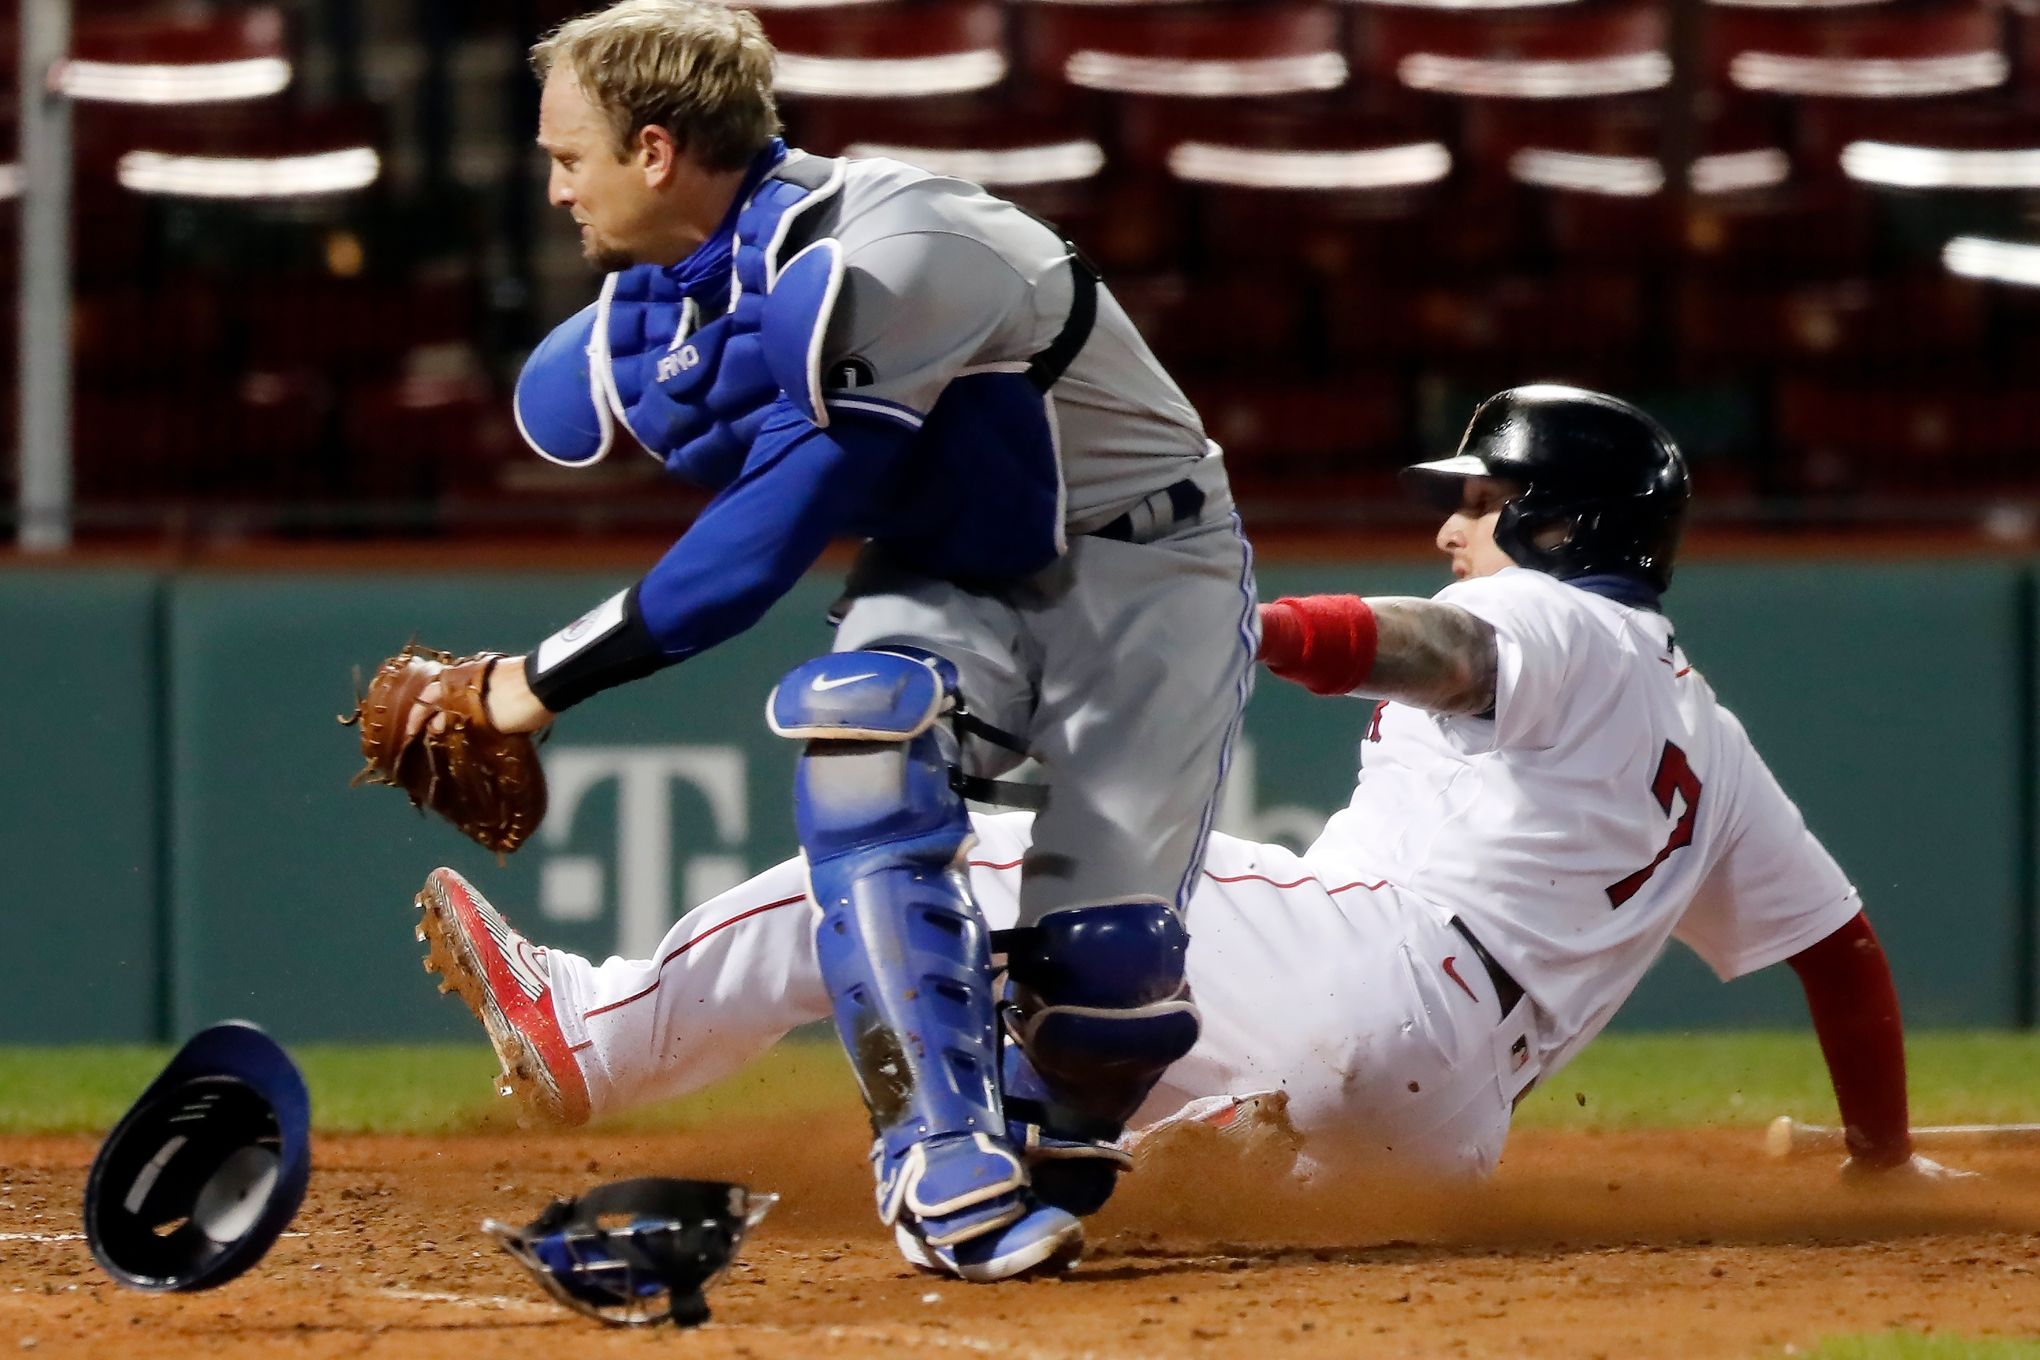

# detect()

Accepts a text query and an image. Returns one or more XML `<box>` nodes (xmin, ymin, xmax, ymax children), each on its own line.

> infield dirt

<box><xmin>5</xmin><ymin>1115</ymin><xmax>2038</xmax><ymax>1358</ymax></box>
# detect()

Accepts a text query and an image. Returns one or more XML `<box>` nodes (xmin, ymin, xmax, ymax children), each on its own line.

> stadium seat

<box><xmin>788</xmin><ymin>94</ymin><xmax>1106</xmax><ymax>191</ymax></box>
<box><xmin>1109</xmin><ymin>269</ymin><xmax>1319</xmax><ymax>374</ymax></box>
<box><xmin>64</xmin><ymin>6</ymin><xmax>293</xmax><ymax>106</ymax></box>
<box><xmin>71</xmin><ymin>285</ymin><xmax>227</xmax><ymax>380</ymax></box>
<box><xmin>86</xmin><ymin>101</ymin><xmax>385</xmax><ymax>200</ymax></box>
<box><xmin>756</xmin><ymin>1</ymin><xmax>1008</xmax><ymax>99</ymax></box>
<box><xmin>1709</xmin><ymin>1</ymin><xmax>2008</xmax><ymax>99</ymax></box>
<box><xmin>1140</xmin><ymin>96</ymin><xmax>1457</xmax><ymax>275</ymax></box>
<box><xmin>1353</xmin><ymin>2</ymin><xmax>1669</xmax><ymax>100</ymax></box>
<box><xmin>1798</xmin><ymin>98</ymin><xmax>2040</xmax><ymax>189</ymax></box>
<box><xmin>340</xmin><ymin>370</ymin><xmax>509</xmax><ymax>512</ymax></box>
<box><xmin>1775</xmin><ymin>376</ymin><xmax>2040</xmax><ymax>496</ymax></box>
<box><xmin>1178</xmin><ymin>371</ymin><xmax>1409</xmax><ymax>502</ymax></box>
<box><xmin>1323</xmin><ymin>272</ymin><xmax>1649</xmax><ymax>384</ymax></box>
<box><xmin>243</xmin><ymin>276</ymin><xmax>476</xmax><ymax>377</ymax></box>
<box><xmin>1020</xmin><ymin>1</ymin><xmax>1348</xmax><ymax>100</ymax></box>
<box><xmin>1678</xmin><ymin>274</ymin><xmax>1987</xmax><ymax>374</ymax></box>
<box><xmin>1458</xmin><ymin>97</ymin><xmax>1793</xmax><ymax>197</ymax></box>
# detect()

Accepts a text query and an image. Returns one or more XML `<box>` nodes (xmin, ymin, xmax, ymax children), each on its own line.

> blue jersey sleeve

<box><xmin>524</xmin><ymin>400</ymin><xmax>912</xmax><ymax>711</ymax></box>
<box><xmin>636</xmin><ymin>402</ymin><xmax>910</xmax><ymax>656</ymax></box>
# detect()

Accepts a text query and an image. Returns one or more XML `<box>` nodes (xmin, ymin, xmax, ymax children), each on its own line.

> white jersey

<box><xmin>1306</xmin><ymin>568</ymin><xmax>1861</xmax><ymax>1073</ymax></box>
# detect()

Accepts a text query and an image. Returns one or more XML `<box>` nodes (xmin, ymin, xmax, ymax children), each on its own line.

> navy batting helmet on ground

<box><xmin>83</xmin><ymin>1021</ymin><xmax>311</xmax><ymax>1292</ymax></box>
<box><xmin>1401</xmin><ymin>384</ymin><xmax>1691</xmax><ymax>592</ymax></box>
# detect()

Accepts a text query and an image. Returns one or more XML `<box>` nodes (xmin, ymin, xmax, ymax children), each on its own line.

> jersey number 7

<box><xmin>1606</xmin><ymin>741</ymin><xmax>1702</xmax><ymax>909</ymax></box>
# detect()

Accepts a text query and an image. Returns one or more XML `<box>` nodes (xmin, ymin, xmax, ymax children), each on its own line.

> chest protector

<box><xmin>514</xmin><ymin>154</ymin><xmax>847</xmax><ymax>485</ymax></box>
<box><xmin>515</xmin><ymin>154</ymin><xmax>1094</xmax><ymax>582</ymax></box>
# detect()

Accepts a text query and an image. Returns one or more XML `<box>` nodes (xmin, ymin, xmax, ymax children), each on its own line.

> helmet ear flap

<box><xmin>1494</xmin><ymin>493</ymin><xmax>1577</xmax><ymax>574</ymax></box>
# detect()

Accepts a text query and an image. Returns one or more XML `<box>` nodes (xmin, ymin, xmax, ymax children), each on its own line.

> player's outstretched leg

<box><xmin>769</xmin><ymin>649</ymin><xmax>1082</xmax><ymax>1283</ymax></box>
<box><xmin>1000</xmin><ymin>901</ymin><xmax>1202</xmax><ymax>1216</ymax></box>
<box><xmin>416</xmin><ymin>866</ymin><xmax>593</xmax><ymax>1126</ymax></box>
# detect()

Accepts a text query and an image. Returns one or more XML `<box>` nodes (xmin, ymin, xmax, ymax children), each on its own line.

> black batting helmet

<box><xmin>83</xmin><ymin>1022</ymin><xmax>311</xmax><ymax>1292</ymax></box>
<box><xmin>1401</xmin><ymin>385</ymin><xmax>1691</xmax><ymax>592</ymax></box>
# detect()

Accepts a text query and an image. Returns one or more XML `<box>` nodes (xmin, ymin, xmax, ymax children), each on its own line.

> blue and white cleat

<box><xmin>893</xmin><ymin>1202</ymin><xmax>1085</xmax><ymax>1283</ymax></box>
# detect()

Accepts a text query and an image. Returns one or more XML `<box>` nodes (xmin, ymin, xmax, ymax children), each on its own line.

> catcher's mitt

<box><xmin>342</xmin><ymin>644</ymin><xmax>547</xmax><ymax>855</ymax></box>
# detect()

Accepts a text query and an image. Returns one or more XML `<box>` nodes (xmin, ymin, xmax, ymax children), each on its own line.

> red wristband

<box><xmin>1257</xmin><ymin>596</ymin><xmax>1379</xmax><ymax>697</ymax></box>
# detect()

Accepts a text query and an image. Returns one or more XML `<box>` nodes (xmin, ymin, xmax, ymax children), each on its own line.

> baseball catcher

<box><xmin>365</xmin><ymin>0</ymin><xmax>1258</xmax><ymax>1283</ymax></box>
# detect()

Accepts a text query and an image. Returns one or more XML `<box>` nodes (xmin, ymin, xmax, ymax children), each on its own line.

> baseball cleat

<box><xmin>416</xmin><ymin>866</ymin><xmax>591</xmax><ymax>1126</ymax></box>
<box><xmin>893</xmin><ymin>1202</ymin><xmax>1085</xmax><ymax>1283</ymax></box>
<box><xmin>1124</xmin><ymin>1089</ymin><xmax>1302</xmax><ymax>1174</ymax></box>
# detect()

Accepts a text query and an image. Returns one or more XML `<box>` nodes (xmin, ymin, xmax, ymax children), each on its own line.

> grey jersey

<box><xmin>798</xmin><ymin>153</ymin><xmax>1219</xmax><ymax>530</ymax></box>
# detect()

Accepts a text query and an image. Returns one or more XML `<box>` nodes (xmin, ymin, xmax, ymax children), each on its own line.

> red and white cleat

<box><xmin>1123</xmin><ymin>1089</ymin><xmax>1302</xmax><ymax>1175</ymax></box>
<box><xmin>416</xmin><ymin>866</ymin><xmax>592</xmax><ymax>1127</ymax></box>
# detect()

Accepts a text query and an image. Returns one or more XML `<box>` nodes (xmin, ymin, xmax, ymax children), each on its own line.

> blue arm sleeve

<box><xmin>636</xmin><ymin>401</ymin><xmax>911</xmax><ymax>656</ymax></box>
<box><xmin>524</xmin><ymin>398</ymin><xmax>915</xmax><ymax>712</ymax></box>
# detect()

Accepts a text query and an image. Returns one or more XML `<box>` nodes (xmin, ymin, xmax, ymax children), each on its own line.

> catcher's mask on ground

<box><xmin>83</xmin><ymin>1021</ymin><xmax>312</xmax><ymax>1292</ymax></box>
<box><xmin>485</xmin><ymin>1176</ymin><xmax>777</xmax><ymax>1327</ymax></box>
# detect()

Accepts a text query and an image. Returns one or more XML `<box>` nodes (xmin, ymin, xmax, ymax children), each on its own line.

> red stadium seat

<box><xmin>1776</xmin><ymin>376</ymin><xmax>2040</xmax><ymax>496</ymax></box>
<box><xmin>1796</xmin><ymin>98</ymin><xmax>2040</xmax><ymax>189</ymax></box>
<box><xmin>1109</xmin><ymin>269</ymin><xmax>1318</xmax><ymax>374</ymax></box>
<box><xmin>243</xmin><ymin>276</ymin><xmax>476</xmax><ymax>377</ymax></box>
<box><xmin>1458</xmin><ymin>97</ymin><xmax>1793</xmax><ymax>196</ymax></box>
<box><xmin>1353</xmin><ymin>2</ymin><xmax>1669</xmax><ymax>100</ymax></box>
<box><xmin>71</xmin><ymin>285</ymin><xmax>227</xmax><ymax>379</ymax></box>
<box><xmin>1676</xmin><ymin>189</ymin><xmax>1875</xmax><ymax>274</ymax></box>
<box><xmin>1678</xmin><ymin>274</ymin><xmax>1987</xmax><ymax>374</ymax></box>
<box><xmin>1323</xmin><ymin>272</ymin><xmax>1648</xmax><ymax>383</ymax></box>
<box><xmin>341</xmin><ymin>370</ymin><xmax>512</xmax><ymax>508</ymax></box>
<box><xmin>788</xmin><ymin>95</ymin><xmax>1107</xmax><ymax>192</ymax></box>
<box><xmin>74</xmin><ymin>371</ymin><xmax>329</xmax><ymax>509</ymax></box>
<box><xmin>1179</xmin><ymin>372</ymin><xmax>1409</xmax><ymax>502</ymax></box>
<box><xmin>1135</xmin><ymin>97</ymin><xmax>1456</xmax><ymax>274</ymax></box>
<box><xmin>1708</xmin><ymin>1</ymin><xmax>2008</xmax><ymax>99</ymax></box>
<box><xmin>62</xmin><ymin>6</ymin><xmax>293</xmax><ymax>106</ymax></box>
<box><xmin>1020</xmin><ymin>2</ymin><xmax>1348</xmax><ymax>99</ymax></box>
<box><xmin>757</xmin><ymin>1</ymin><xmax>1008</xmax><ymax>100</ymax></box>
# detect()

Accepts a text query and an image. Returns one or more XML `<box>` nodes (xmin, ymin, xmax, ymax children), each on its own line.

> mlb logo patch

<box><xmin>1510</xmin><ymin>1035</ymin><xmax>1531</xmax><ymax>1074</ymax></box>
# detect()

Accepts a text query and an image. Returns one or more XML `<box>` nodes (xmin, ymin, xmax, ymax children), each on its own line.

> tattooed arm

<box><xmin>1256</xmin><ymin>594</ymin><xmax>1498</xmax><ymax>716</ymax></box>
<box><xmin>1364</xmin><ymin>598</ymin><xmax>1498</xmax><ymax>715</ymax></box>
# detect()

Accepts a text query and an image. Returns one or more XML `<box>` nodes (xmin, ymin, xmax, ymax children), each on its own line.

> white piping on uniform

<box><xmin>591</xmin><ymin>272</ymin><xmax>630</xmax><ymax>463</ymax></box>
<box><xmin>826</xmin><ymin>396</ymin><xmax>925</xmax><ymax>429</ymax></box>
<box><xmin>774</xmin><ymin>238</ymin><xmax>846</xmax><ymax>429</ymax></box>
<box><xmin>1045</xmin><ymin>389</ymin><xmax>1069</xmax><ymax>557</ymax></box>
<box><xmin>1177</xmin><ymin>508</ymin><xmax>1258</xmax><ymax>910</ymax></box>
<box><xmin>765</xmin><ymin>157</ymin><xmax>849</xmax><ymax>290</ymax></box>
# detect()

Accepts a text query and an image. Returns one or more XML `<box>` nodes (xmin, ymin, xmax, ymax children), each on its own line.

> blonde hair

<box><xmin>532</xmin><ymin>0</ymin><xmax>781</xmax><ymax>171</ymax></box>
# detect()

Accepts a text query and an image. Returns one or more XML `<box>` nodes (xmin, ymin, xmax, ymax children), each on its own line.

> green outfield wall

<box><xmin>2</xmin><ymin>558</ymin><xmax>2028</xmax><ymax>1042</ymax></box>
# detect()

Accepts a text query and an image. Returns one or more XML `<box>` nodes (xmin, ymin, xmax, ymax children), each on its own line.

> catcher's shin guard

<box><xmin>769</xmin><ymin>651</ymin><xmax>1080</xmax><ymax>1277</ymax></box>
<box><xmin>999</xmin><ymin>901</ymin><xmax>1201</xmax><ymax>1215</ymax></box>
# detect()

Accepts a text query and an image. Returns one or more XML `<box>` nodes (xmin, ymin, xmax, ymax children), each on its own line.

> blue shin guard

<box><xmin>999</xmin><ymin>902</ymin><xmax>1202</xmax><ymax>1216</ymax></box>
<box><xmin>769</xmin><ymin>651</ymin><xmax>1080</xmax><ymax>1278</ymax></box>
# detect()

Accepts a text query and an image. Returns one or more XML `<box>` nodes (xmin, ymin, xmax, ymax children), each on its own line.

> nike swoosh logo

<box><xmin>1442</xmin><ymin>956</ymin><xmax>1479</xmax><ymax>1003</ymax></box>
<box><xmin>812</xmin><ymin>672</ymin><xmax>878</xmax><ymax>693</ymax></box>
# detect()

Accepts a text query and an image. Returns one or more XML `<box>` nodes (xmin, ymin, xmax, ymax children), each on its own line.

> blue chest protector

<box><xmin>515</xmin><ymin>154</ymin><xmax>1091</xmax><ymax>586</ymax></box>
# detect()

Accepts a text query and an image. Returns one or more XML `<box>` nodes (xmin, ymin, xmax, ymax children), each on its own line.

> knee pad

<box><xmin>770</xmin><ymin>650</ymin><xmax>1028</xmax><ymax>1245</ymax></box>
<box><xmin>1000</xmin><ymin>900</ymin><xmax>1202</xmax><ymax>1138</ymax></box>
